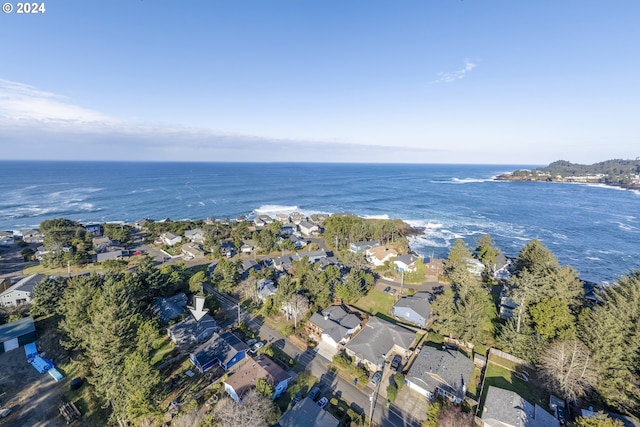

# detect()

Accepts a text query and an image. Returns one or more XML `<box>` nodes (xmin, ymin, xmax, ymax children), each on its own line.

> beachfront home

<box><xmin>224</xmin><ymin>355</ymin><xmax>292</xmax><ymax>402</ymax></box>
<box><xmin>0</xmin><ymin>274</ymin><xmax>46</xmax><ymax>307</ymax></box>
<box><xmin>366</xmin><ymin>246</ymin><xmax>398</xmax><ymax>266</ymax></box>
<box><xmin>189</xmin><ymin>331</ymin><xmax>248</xmax><ymax>373</ymax></box>
<box><xmin>134</xmin><ymin>218</ymin><xmax>152</xmax><ymax>230</ymax></box>
<box><xmin>84</xmin><ymin>223</ymin><xmax>102</xmax><ymax>236</ymax></box>
<box><xmin>20</xmin><ymin>229</ymin><xmax>43</xmax><ymax>243</ymax></box>
<box><xmin>406</xmin><ymin>347</ymin><xmax>473</xmax><ymax>404</ymax></box>
<box><xmin>391</xmin><ymin>292</ymin><xmax>432</xmax><ymax>328</ymax></box>
<box><xmin>481</xmin><ymin>386</ymin><xmax>559</xmax><ymax>427</ymax></box>
<box><xmin>345</xmin><ymin>316</ymin><xmax>416</xmax><ymax>372</ymax></box>
<box><xmin>394</xmin><ymin>254</ymin><xmax>420</xmax><ymax>272</ymax></box>
<box><xmin>465</xmin><ymin>258</ymin><xmax>485</xmax><ymax>276</ymax></box>
<box><xmin>160</xmin><ymin>232</ymin><xmax>182</xmax><ymax>246</ymax></box>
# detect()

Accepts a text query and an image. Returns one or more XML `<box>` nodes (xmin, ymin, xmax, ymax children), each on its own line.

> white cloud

<box><xmin>430</xmin><ymin>59</ymin><xmax>477</xmax><ymax>84</ymax></box>
<box><xmin>0</xmin><ymin>78</ymin><xmax>114</xmax><ymax>124</ymax></box>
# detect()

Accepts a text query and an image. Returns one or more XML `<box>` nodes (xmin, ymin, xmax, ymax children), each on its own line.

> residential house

<box><xmin>20</xmin><ymin>229</ymin><xmax>43</xmax><ymax>244</ymax></box>
<box><xmin>299</xmin><ymin>221</ymin><xmax>320</xmax><ymax>236</ymax></box>
<box><xmin>35</xmin><ymin>245</ymin><xmax>50</xmax><ymax>261</ymax></box>
<box><xmin>184</xmin><ymin>228</ymin><xmax>205</xmax><ymax>244</ymax></box>
<box><xmin>281</xmin><ymin>223</ymin><xmax>297</xmax><ymax>235</ymax></box>
<box><xmin>275</xmin><ymin>213</ymin><xmax>290</xmax><ymax>223</ymax></box>
<box><xmin>278</xmin><ymin>397</ymin><xmax>339</xmax><ymax>427</ymax></box>
<box><xmin>224</xmin><ymin>355</ymin><xmax>292</xmax><ymax>402</ymax></box>
<box><xmin>498</xmin><ymin>286</ymin><xmax>518</xmax><ymax>320</ymax></box>
<box><xmin>289</xmin><ymin>212</ymin><xmax>307</xmax><ymax>225</ymax></box>
<box><xmin>0</xmin><ymin>274</ymin><xmax>46</xmax><ymax>307</ymax></box>
<box><xmin>291</xmin><ymin>250</ymin><xmax>328</xmax><ymax>263</ymax></box>
<box><xmin>92</xmin><ymin>236</ymin><xmax>124</xmax><ymax>253</ymax></box>
<box><xmin>96</xmin><ymin>250</ymin><xmax>128</xmax><ymax>262</ymax></box>
<box><xmin>160</xmin><ymin>232</ymin><xmax>182</xmax><ymax>246</ymax></box>
<box><xmin>150</xmin><ymin>293</ymin><xmax>188</xmax><ymax>323</ymax></box>
<box><xmin>220</xmin><ymin>241</ymin><xmax>236</xmax><ymax>258</ymax></box>
<box><xmin>425</xmin><ymin>258</ymin><xmax>444</xmax><ymax>281</ymax></box>
<box><xmin>481</xmin><ymin>386</ymin><xmax>559</xmax><ymax>427</ymax></box>
<box><xmin>0</xmin><ymin>231</ymin><xmax>14</xmax><ymax>246</ymax></box>
<box><xmin>306</xmin><ymin>305</ymin><xmax>361</xmax><ymax>351</ymax></box>
<box><xmin>257</xmin><ymin>215</ymin><xmax>274</xmax><ymax>224</ymax></box>
<box><xmin>394</xmin><ymin>254</ymin><xmax>420</xmax><ymax>272</ymax></box>
<box><xmin>239</xmin><ymin>259</ymin><xmax>261</xmax><ymax>278</ymax></box>
<box><xmin>317</xmin><ymin>256</ymin><xmax>340</xmax><ymax>270</ymax></box>
<box><xmin>493</xmin><ymin>253</ymin><xmax>513</xmax><ymax>280</ymax></box>
<box><xmin>466</xmin><ymin>258</ymin><xmax>485</xmax><ymax>276</ymax></box>
<box><xmin>240</xmin><ymin>240</ymin><xmax>256</xmax><ymax>254</ymax></box>
<box><xmin>253</xmin><ymin>217</ymin><xmax>266</xmax><ymax>227</ymax></box>
<box><xmin>406</xmin><ymin>347</ymin><xmax>473</xmax><ymax>404</ymax></box>
<box><xmin>189</xmin><ymin>331</ymin><xmax>249</xmax><ymax>373</ymax></box>
<box><xmin>309</xmin><ymin>213</ymin><xmax>329</xmax><ymax>225</ymax></box>
<box><xmin>84</xmin><ymin>223</ymin><xmax>102</xmax><ymax>236</ymax></box>
<box><xmin>273</xmin><ymin>255</ymin><xmax>293</xmax><ymax>272</ymax></box>
<box><xmin>167</xmin><ymin>313</ymin><xmax>218</xmax><ymax>345</ymax></box>
<box><xmin>349</xmin><ymin>241</ymin><xmax>379</xmax><ymax>254</ymax></box>
<box><xmin>289</xmin><ymin>235</ymin><xmax>307</xmax><ymax>248</ymax></box>
<box><xmin>345</xmin><ymin>316</ymin><xmax>416</xmax><ymax>372</ymax></box>
<box><xmin>256</xmin><ymin>279</ymin><xmax>277</xmax><ymax>302</ymax></box>
<box><xmin>366</xmin><ymin>246</ymin><xmax>398</xmax><ymax>267</ymax></box>
<box><xmin>182</xmin><ymin>242</ymin><xmax>205</xmax><ymax>259</ymax></box>
<box><xmin>392</xmin><ymin>292</ymin><xmax>432</xmax><ymax>328</ymax></box>
<box><xmin>133</xmin><ymin>218</ymin><xmax>152</xmax><ymax>230</ymax></box>
<box><xmin>0</xmin><ymin>316</ymin><xmax>37</xmax><ymax>353</ymax></box>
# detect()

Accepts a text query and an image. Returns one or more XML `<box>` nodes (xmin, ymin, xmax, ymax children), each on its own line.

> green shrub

<box><xmin>386</xmin><ymin>384</ymin><xmax>398</xmax><ymax>403</ymax></box>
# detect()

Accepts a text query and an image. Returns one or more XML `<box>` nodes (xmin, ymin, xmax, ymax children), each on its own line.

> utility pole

<box><xmin>398</xmin><ymin>269</ymin><xmax>404</xmax><ymax>300</ymax></box>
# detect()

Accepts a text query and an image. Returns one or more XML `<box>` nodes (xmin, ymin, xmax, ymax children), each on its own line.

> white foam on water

<box><xmin>362</xmin><ymin>214</ymin><xmax>390</xmax><ymax>220</ymax></box>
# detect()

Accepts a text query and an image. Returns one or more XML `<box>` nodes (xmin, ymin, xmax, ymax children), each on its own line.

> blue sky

<box><xmin>1</xmin><ymin>0</ymin><xmax>638</xmax><ymax>163</ymax></box>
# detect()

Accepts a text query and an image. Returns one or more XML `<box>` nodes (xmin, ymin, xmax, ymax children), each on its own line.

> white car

<box><xmin>250</xmin><ymin>341</ymin><xmax>265</xmax><ymax>353</ymax></box>
<box><xmin>317</xmin><ymin>397</ymin><xmax>328</xmax><ymax>409</ymax></box>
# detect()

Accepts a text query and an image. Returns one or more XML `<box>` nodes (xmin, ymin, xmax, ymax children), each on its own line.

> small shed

<box><xmin>0</xmin><ymin>316</ymin><xmax>36</xmax><ymax>353</ymax></box>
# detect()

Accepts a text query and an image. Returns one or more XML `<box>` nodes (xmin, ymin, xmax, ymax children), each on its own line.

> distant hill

<box><xmin>496</xmin><ymin>159</ymin><xmax>640</xmax><ymax>189</ymax></box>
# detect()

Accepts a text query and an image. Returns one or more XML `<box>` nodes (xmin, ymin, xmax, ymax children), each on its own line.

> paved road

<box><xmin>204</xmin><ymin>286</ymin><xmax>422</xmax><ymax>427</ymax></box>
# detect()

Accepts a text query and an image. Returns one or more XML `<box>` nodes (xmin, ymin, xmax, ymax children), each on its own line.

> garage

<box><xmin>0</xmin><ymin>316</ymin><xmax>36</xmax><ymax>354</ymax></box>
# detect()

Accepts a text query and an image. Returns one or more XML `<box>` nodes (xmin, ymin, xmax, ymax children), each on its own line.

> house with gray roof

<box><xmin>345</xmin><ymin>316</ymin><xmax>416</xmax><ymax>372</ymax></box>
<box><xmin>256</xmin><ymin>279</ymin><xmax>277</xmax><ymax>302</ymax></box>
<box><xmin>182</xmin><ymin>242</ymin><xmax>205</xmax><ymax>259</ymax></box>
<box><xmin>279</xmin><ymin>396</ymin><xmax>339</xmax><ymax>427</ymax></box>
<box><xmin>306</xmin><ymin>305</ymin><xmax>362</xmax><ymax>350</ymax></box>
<box><xmin>273</xmin><ymin>255</ymin><xmax>293</xmax><ymax>271</ymax></box>
<box><xmin>160</xmin><ymin>232</ymin><xmax>182</xmax><ymax>246</ymax></box>
<box><xmin>167</xmin><ymin>313</ymin><xmax>218</xmax><ymax>345</ymax></box>
<box><xmin>0</xmin><ymin>274</ymin><xmax>46</xmax><ymax>307</ymax></box>
<box><xmin>150</xmin><ymin>293</ymin><xmax>188</xmax><ymax>323</ymax></box>
<box><xmin>184</xmin><ymin>228</ymin><xmax>205</xmax><ymax>244</ymax></box>
<box><xmin>20</xmin><ymin>229</ymin><xmax>43</xmax><ymax>243</ymax></box>
<box><xmin>392</xmin><ymin>292</ymin><xmax>432</xmax><ymax>328</ymax></box>
<box><xmin>96</xmin><ymin>250</ymin><xmax>128</xmax><ymax>263</ymax></box>
<box><xmin>406</xmin><ymin>347</ymin><xmax>473</xmax><ymax>404</ymax></box>
<box><xmin>0</xmin><ymin>231</ymin><xmax>14</xmax><ymax>246</ymax></box>
<box><xmin>189</xmin><ymin>331</ymin><xmax>248</xmax><ymax>372</ymax></box>
<box><xmin>299</xmin><ymin>221</ymin><xmax>320</xmax><ymax>236</ymax></box>
<box><xmin>239</xmin><ymin>259</ymin><xmax>261</xmax><ymax>279</ymax></box>
<box><xmin>291</xmin><ymin>250</ymin><xmax>328</xmax><ymax>263</ymax></box>
<box><xmin>481</xmin><ymin>386</ymin><xmax>559</xmax><ymax>427</ymax></box>
<box><xmin>394</xmin><ymin>254</ymin><xmax>421</xmax><ymax>272</ymax></box>
<box><xmin>349</xmin><ymin>240</ymin><xmax>379</xmax><ymax>254</ymax></box>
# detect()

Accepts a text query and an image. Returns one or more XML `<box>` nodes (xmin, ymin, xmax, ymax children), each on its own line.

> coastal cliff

<box><xmin>496</xmin><ymin>159</ymin><xmax>640</xmax><ymax>190</ymax></box>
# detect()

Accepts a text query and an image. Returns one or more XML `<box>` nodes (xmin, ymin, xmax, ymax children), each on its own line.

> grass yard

<box><xmin>478</xmin><ymin>361</ymin><xmax>548</xmax><ymax>414</ymax></box>
<box><xmin>275</xmin><ymin>372</ymin><xmax>317</xmax><ymax>412</ymax></box>
<box><xmin>353</xmin><ymin>289</ymin><xmax>395</xmax><ymax>317</ymax></box>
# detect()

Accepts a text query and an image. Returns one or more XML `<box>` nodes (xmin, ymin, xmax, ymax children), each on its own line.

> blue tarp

<box><xmin>24</xmin><ymin>342</ymin><xmax>38</xmax><ymax>359</ymax></box>
<box><xmin>48</xmin><ymin>368</ymin><xmax>63</xmax><ymax>381</ymax></box>
<box><xmin>30</xmin><ymin>355</ymin><xmax>53</xmax><ymax>373</ymax></box>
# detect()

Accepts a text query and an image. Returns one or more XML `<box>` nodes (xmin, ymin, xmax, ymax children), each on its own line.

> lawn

<box><xmin>275</xmin><ymin>372</ymin><xmax>317</xmax><ymax>412</ymax></box>
<box><xmin>478</xmin><ymin>362</ymin><xmax>548</xmax><ymax>414</ymax></box>
<box><xmin>353</xmin><ymin>289</ymin><xmax>395</xmax><ymax>317</ymax></box>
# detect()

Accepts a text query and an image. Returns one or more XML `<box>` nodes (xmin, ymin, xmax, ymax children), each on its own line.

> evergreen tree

<box><xmin>30</xmin><ymin>276</ymin><xmax>68</xmax><ymax>317</ymax></box>
<box><xmin>58</xmin><ymin>275</ymin><xmax>99</xmax><ymax>350</ymax></box>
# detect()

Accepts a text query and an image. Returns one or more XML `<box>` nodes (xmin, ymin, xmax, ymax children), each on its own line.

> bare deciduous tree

<box><xmin>437</xmin><ymin>403</ymin><xmax>475</xmax><ymax>427</ymax></box>
<box><xmin>537</xmin><ymin>340</ymin><xmax>598</xmax><ymax>403</ymax></box>
<box><xmin>281</xmin><ymin>293</ymin><xmax>310</xmax><ymax>328</ymax></box>
<box><xmin>212</xmin><ymin>389</ymin><xmax>274</xmax><ymax>427</ymax></box>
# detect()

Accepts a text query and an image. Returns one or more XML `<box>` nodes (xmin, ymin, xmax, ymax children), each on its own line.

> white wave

<box><xmin>585</xmin><ymin>183</ymin><xmax>628</xmax><ymax>192</ymax></box>
<box><xmin>362</xmin><ymin>214</ymin><xmax>390</xmax><ymax>220</ymax></box>
<box><xmin>198</xmin><ymin>201</ymin><xmax>205</xmax><ymax>206</ymax></box>
<box><xmin>128</xmin><ymin>188</ymin><xmax>154</xmax><ymax>194</ymax></box>
<box><xmin>552</xmin><ymin>232</ymin><xmax>568</xmax><ymax>240</ymax></box>
<box><xmin>254</xmin><ymin>205</ymin><xmax>300</xmax><ymax>215</ymax></box>
<box><xmin>586</xmin><ymin>257</ymin><xmax>601</xmax><ymax>261</ymax></box>
<box><xmin>615</xmin><ymin>222</ymin><xmax>638</xmax><ymax>232</ymax></box>
<box><xmin>453</xmin><ymin>177</ymin><xmax>492</xmax><ymax>183</ymax></box>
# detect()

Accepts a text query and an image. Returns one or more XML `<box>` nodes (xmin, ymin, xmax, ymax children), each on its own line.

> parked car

<box><xmin>370</xmin><ymin>371</ymin><xmax>382</xmax><ymax>386</ymax></box>
<box><xmin>390</xmin><ymin>354</ymin><xmax>402</xmax><ymax>371</ymax></box>
<box><xmin>308</xmin><ymin>386</ymin><xmax>321</xmax><ymax>401</ymax></box>
<box><xmin>246</xmin><ymin>338</ymin><xmax>258</xmax><ymax>346</ymax></box>
<box><xmin>317</xmin><ymin>397</ymin><xmax>329</xmax><ymax>409</ymax></box>
<box><xmin>249</xmin><ymin>341</ymin><xmax>264</xmax><ymax>353</ymax></box>
<box><xmin>383</xmin><ymin>286</ymin><xmax>391</xmax><ymax>293</ymax></box>
<box><xmin>290</xmin><ymin>391</ymin><xmax>303</xmax><ymax>407</ymax></box>
<box><xmin>389</xmin><ymin>288</ymin><xmax>397</xmax><ymax>296</ymax></box>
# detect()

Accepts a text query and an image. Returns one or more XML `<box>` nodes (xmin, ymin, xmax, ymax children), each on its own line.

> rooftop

<box><xmin>406</xmin><ymin>347</ymin><xmax>473</xmax><ymax>400</ymax></box>
<box><xmin>345</xmin><ymin>316</ymin><xmax>416</xmax><ymax>365</ymax></box>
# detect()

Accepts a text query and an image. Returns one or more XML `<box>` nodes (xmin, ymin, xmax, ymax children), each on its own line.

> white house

<box><xmin>0</xmin><ymin>274</ymin><xmax>46</xmax><ymax>307</ymax></box>
<box><xmin>299</xmin><ymin>221</ymin><xmax>320</xmax><ymax>236</ymax></box>
<box><xmin>160</xmin><ymin>232</ymin><xmax>182</xmax><ymax>246</ymax></box>
<box><xmin>184</xmin><ymin>228</ymin><xmax>205</xmax><ymax>244</ymax></box>
<box><xmin>366</xmin><ymin>246</ymin><xmax>398</xmax><ymax>266</ymax></box>
<box><xmin>394</xmin><ymin>254</ymin><xmax>420</xmax><ymax>272</ymax></box>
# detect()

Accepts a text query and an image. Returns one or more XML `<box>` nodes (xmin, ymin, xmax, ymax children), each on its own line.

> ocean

<box><xmin>1</xmin><ymin>161</ymin><xmax>639</xmax><ymax>284</ymax></box>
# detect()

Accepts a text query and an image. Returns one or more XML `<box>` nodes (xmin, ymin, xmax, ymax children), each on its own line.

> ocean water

<box><xmin>1</xmin><ymin>161</ymin><xmax>639</xmax><ymax>284</ymax></box>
